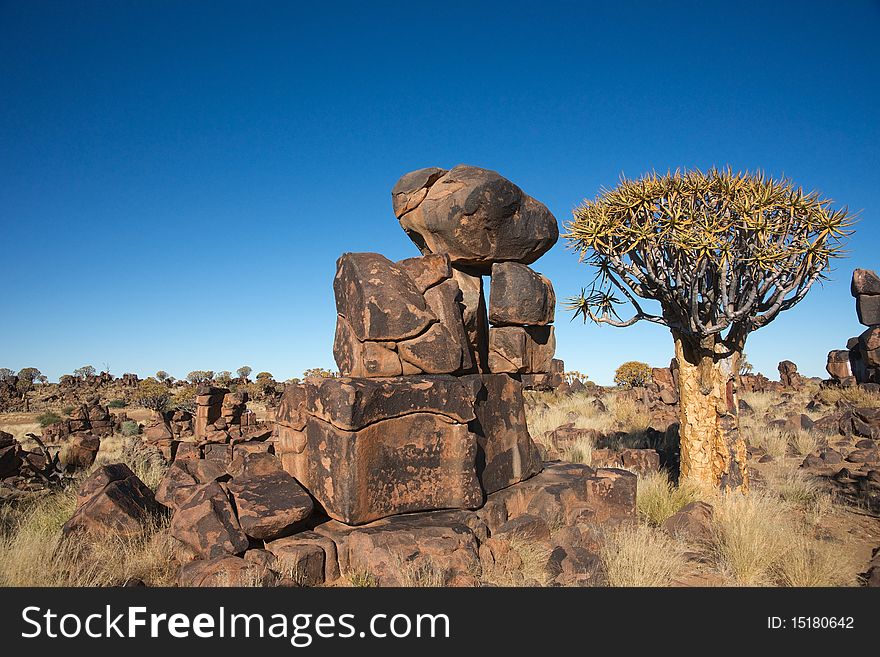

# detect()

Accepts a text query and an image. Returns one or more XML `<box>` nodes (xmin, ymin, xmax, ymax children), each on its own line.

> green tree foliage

<box><xmin>155</xmin><ymin>371</ymin><xmax>169</xmax><ymax>382</ymax></box>
<box><xmin>739</xmin><ymin>353</ymin><xmax>754</xmax><ymax>376</ymax></box>
<box><xmin>134</xmin><ymin>378</ymin><xmax>171</xmax><ymax>412</ymax></box>
<box><xmin>236</xmin><ymin>366</ymin><xmax>252</xmax><ymax>380</ymax></box>
<box><xmin>256</xmin><ymin>371</ymin><xmax>273</xmax><ymax>380</ymax></box>
<box><xmin>566</xmin><ymin>168</ymin><xmax>854</xmax><ymax>340</ymax></box>
<box><xmin>614</xmin><ymin>361</ymin><xmax>652</xmax><ymax>388</ymax></box>
<box><xmin>0</xmin><ymin>368</ymin><xmax>14</xmax><ymax>382</ymax></box>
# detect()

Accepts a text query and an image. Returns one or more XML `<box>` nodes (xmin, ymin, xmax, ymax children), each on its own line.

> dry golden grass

<box><xmin>637</xmin><ymin>472</ymin><xmax>703</xmax><ymax>526</ymax></box>
<box><xmin>709</xmin><ymin>491</ymin><xmax>792</xmax><ymax>586</ymax></box>
<box><xmin>815</xmin><ymin>386</ymin><xmax>880</xmax><ymax>408</ymax></box>
<box><xmin>772</xmin><ymin>533</ymin><xmax>857</xmax><ymax>587</ymax></box>
<box><xmin>789</xmin><ymin>429</ymin><xmax>823</xmax><ymax>457</ymax></box>
<box><xmin>743</xmin><ymin>424</ymin><xmax>789</xmax><ymax>459</ymax></box>
<box><xmin>599</xmin><ymin>524</ymin><xmax>687</xmax><ymax>587</ymax></box>
<box><xmin>560</xmin><ymin>436</ymin><xmax>593</xmax><ymax>465</ymax></box>
<box><xmin>0</xmin><ymin>491</ymin><xmax>177</xmax><ymax>587</ymax></box>
<box><xmin>95</xmin><ymin>436</ymin><xmax>168</xmax><ymax>490</ymax></box>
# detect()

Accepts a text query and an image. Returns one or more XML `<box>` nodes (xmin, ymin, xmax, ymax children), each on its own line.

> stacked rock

<box><xmin>275</xmin><ymin>165</ymin><xmax>557</xmax><ymax>525</ymax></box>
<box><xmin>826</xmin><ymin>269</ymin><xmax>880</xmax><ymax>386</ymax></box>
<box><xmin>850</xmin><ymin>269</ymin><xmax>880</xmax><ymax>385</ymax></box>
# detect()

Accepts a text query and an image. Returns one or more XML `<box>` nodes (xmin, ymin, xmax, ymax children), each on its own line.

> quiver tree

<box><xmin>566</xmin><ymin>168</ymin><xmax>854</xmax><ymax>491</ymax></box>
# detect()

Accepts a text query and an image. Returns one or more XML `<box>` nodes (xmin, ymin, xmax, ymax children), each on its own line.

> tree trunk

<box><xmin>673</xmin><ymin>331</ymin><xmax>749</xmax><ymax>492</ymax></box>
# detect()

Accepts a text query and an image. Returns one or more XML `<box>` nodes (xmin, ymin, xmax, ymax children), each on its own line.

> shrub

<box><xmin>134</xmin><ymin>378</ymin><xmax>171</xmax><ymax>412</ymax></box>
<box><xmin>600</xmin><ymin>524</ymin><xmax>686</xmax><ymax>586</ymax></box>
<box><xmin>121</xmin><ymin>420</ymin><xmax>140</xmax><ymax>437</ymax></box>
<box><xmin>36</xmin><ymin>411</ymin><xmax>62</xmax><ymax>427</ymax></box>
<box><xmin>613</xmin><ymin>361</ymin><xmax>652</xmax><ymax>388</ymax></box>
<box><xmin>61</xmin><ymin>405</ymin><xmax>74</xmax><ymax>415</ymax></box>
<box><xmin>107</xmin><ymin>399</ymin><xmax>127</xmax><ymax>409</ymax></box>
<box><xmin>172</xmin><ymin>386</ymin><xmax>196</xmax><ymax>413</ymax></box>
<box><xmin>637</xmin><ymin>472</ymin><xmax>702</xmax><ymax>526</ymax></box>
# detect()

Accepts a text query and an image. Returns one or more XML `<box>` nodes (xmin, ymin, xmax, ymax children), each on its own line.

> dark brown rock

<box><xmin>662</xmin><ymin>501</ymin><xmax>714</xmax><ymax>543</ymax></box>
<box><xmin>333</xmin><ymin>252</ymin><xmax>434</xmax><ymax>342</ymax></box>
<box><xmin>393</xmin><ymin>165</ymin><xmax>559</xmax><ymax>274</ymax></box>
<box><xmin>178</xmin><ymin>556</ymin><xmax>272</xmax><ymax>587</ymax></box>
<box><xmin>63</xmin><ymin>464</ymin><xmax>162</xmax><ymax>537</ymax></box>
<box><xmin>170</xmin><ymin>481</ymin><xmax>249</xmax><ymax>558</ymax></box>
<box><xmin>280</xmin><ymin>413</ymin><xmax>482</xmax><ymax>525</ymax></box>
<box><xmin>228</xmin><ymin>471</ymin><xmax>314</xmax><ymax>541</ymax></box>
<box><xmin>396</xmin><ymin>252</ymin><xmax>452</xmax><ymax>293</ymax></box>
<box><xmin>464</xmin><ymin>373</ymin><xmax>543</xmax><ymax>494</ymax></box>
<box><xmin>852</xmin><ymin>269</ymin><xmax>880</xmax><ymax>297</ymax></box>
<box><xmin>827</xmin><ymin>350</ymin><xmax>852</xmax><ymax>380</ymax></box>
<box><xmin>274</xmin><ymin>375</ymin><xmax>477</xmax><ymax>432</ymax></box>
<box><xmin>488</xmin><ymin>262</ymin><xmax>555</xmax><ymax>326</ymax></box>
<box><xmin>488</xmin><ymin>325</ymin><xmax>555</xmax><ymax>374</ymax></box>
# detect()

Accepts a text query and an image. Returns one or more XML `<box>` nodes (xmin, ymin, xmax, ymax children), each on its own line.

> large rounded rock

<box><xmin>392</xmin><ymin>165</ymin><xmax>558</xmax><ymax>273</ymax></box>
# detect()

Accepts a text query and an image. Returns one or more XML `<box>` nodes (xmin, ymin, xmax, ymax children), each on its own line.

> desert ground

<box><xmin>1</xmin><ymin>371</ymin><xmax>878</xmax><ymax>588</ymax></box>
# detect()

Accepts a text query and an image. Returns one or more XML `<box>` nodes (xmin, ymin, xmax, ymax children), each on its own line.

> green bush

<box><xmin>61</xmin><ymin>406</ymin><xmax>74</xmax><ymax>415</ymax></box>
<box><xmin>121</xmin><ymin>420</ymin><xmax>141</xmax><ymax>437</ymax></box>
<box><xmin>614</xmin><ymin>361</ymin><xmax>652</xmax><ymax>388</ymax></box>
<box><xmin>107</xmin><ymin>399</ymin><xmax>127</xmax><ymax>408</ymax></box>
<box><xmin>37</xmin><ymin>411</ymin><xmax>62</xmax><ymax>427</ymax></box>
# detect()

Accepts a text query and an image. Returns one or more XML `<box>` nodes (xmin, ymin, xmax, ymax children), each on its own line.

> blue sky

<box><xmin>1</xmin><ymin>1</ymin><xmax>878</xmax><ymax>385</ymax></box>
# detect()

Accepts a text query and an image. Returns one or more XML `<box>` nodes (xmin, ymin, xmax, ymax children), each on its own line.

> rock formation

<box><xmin>825</xmin><ymin>268</ymin><xmax>880</xmax><ymax>386</ymax></box>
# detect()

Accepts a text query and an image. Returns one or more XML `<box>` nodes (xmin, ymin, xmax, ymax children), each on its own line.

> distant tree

<box><xmin>215</xmin><ymin>371</ymin><xmax>233</xmax><ymax>386</ymax></box>
<box><xmin>37</xmin><ymin>375</ymin><xmax>48</xmax><ymax>385</ymax></box>
<box><xmin>17</xmin><ymin>368</ymin><xmax>41</xmax><ymax>385</ymax></box>
<box><xmin>256</xmin><ymin>371</ymin><xmax>273</xmax><ymax>380</ymax></box>
<box><xmin>155</xmin><ymin>370</ymin><xmax>169</xmax><ymax>382</ymax></box>
<box><xmin>614</xmin><ymin>361</ymin><xmax>652</xmax><ymax>388</ymax></box>
<box><xmin>286</xmin><ymin>377</ymin><xmax>302</xmax><ymax>385</ymax></box>
<box><xmin>74</xmin><ymin>365</ymin><xmax>96</xmax><ymax>380</ymax></box>
<box><xmin>134</xmin><ymin>378</ymin><xmax>171</xmax><ymax>413</ymax></box>
<box><xmin>237</xmin><ymin>366</ymin><xmax>253</xmax><ymax>380</ymax></box>
<box><xmin>739</xmin><ymin>354</ymin><xmax>754</xmax><ymax>377</ymax></box>
<box><xmin>567</xmin><ymin>168</ymin><xmax>854</xmax><ymax>490</ymax></box>
<box><xmin>204</xmin><ymin>370</ymin><xmax>215</xmax><ymax>381</ymax></box>
<box><xmin>0</xmin><ymin>368</ymin><xmax>15</xmax><ymax>382</ymax></box>
<box><xmin>303</xmin><ymin>368</ymin><xmax>336</xmax><ymax>379</ymax></box>
<box><xmin>186</xmin><ymin>371</ymin><xmax>208</xmax><ymax>384</ymax></box>
<box><xmin>564</xmin><ymin>370</ymin><xmax>589</xmax><ymax>384</ymax></box>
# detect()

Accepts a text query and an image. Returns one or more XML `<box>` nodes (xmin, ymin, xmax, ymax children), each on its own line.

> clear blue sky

<box><xmin>1</xmin><ymin>1</ymin><xmax>878</xmax><ymax>385</ymax></box>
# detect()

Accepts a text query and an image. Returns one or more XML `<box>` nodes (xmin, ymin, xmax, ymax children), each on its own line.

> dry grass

<box><xmin>743</xmin><ymin>425</ymin><xmax>789</xmax><ymax>459</ymax></box>
<box><xmin>815</xmin><ymin>386</ymin><xmax>880</xmax><ymax>408</ymax></box>
<box><xmin>710</xmin><ymin>491</ymin><xmax>792</xmax><ymax>586</ymax></box>
<box><xmin>772</xmin><ymin>533</ymin><xmax>856</xmax><ymax>587</ymax></box>
<box><xmin>0</xmin><ymin>491</ymin><xmax>176</xmax><ymax>586</ymax></box>
<box><xmin>789</xmin><ymin>430</ymin><xmax>823</xmax><ymax>457</ymax></box>
<box><xmin>637</xmin><ymin>472</ymin><xmax>703</xmax><ymax>526</ymax></box>
<box><xmin>560</xmin><ymin>435</ymin><xmax>593</xmax><ymax>465</ymax></box>
<box><xmin>600</xmin><ymin>524</ymin><xmax>687</xmax><ymax>587</ymax></box>
<box><xmin>95</xmin><ymin>436</ymin><xmax>168</xmax><ymax>490</ymax></box>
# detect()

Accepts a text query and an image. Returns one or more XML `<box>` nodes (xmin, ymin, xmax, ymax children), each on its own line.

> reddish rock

<box><xmin>334</xmin><ymin>252</ymin><xmax>434</xmax><ymax>342</ymax></box>
<box><xmin>275</xmin><ymin>375</ymin><xmax>476</xmax><ymax>432</ymax></box>
<box><xmin>494</xmin><ymin>514</ymin><xmax>550</xmax><ymax>542</ymax></box>
<box><xmin>662</xmin><ymin>501</ymin><xmax>714</xmax><ymax>543</ymax></box>
<box><xmin>488</xmin><ymin>261</ymin><xmax>555</xmax><ymax>326</ymax></box>
<box><xmin>265</xmin><ymin>531</ymin><xmax>340</xmax><ymax>583</ymax></box>
<box><xmin>281</xmin><ymin>413</ymin><xmax>482</xmax><ymax>525</ymax></box>
<box><xmin>155</xmin><ymin>459</ymin><xmax>226</xmax><ymax>510</ymax></box>
<box><xmin>178</xmin><ymin>556</ymin><xmax>272</xmax><ymax>587</ymax></box>
<box><xmin>396</xmin><ymin>252</ymin><xmax>452</xmax><ymax>293</ymax></box>
<box><xmin>63</xmin><ymin>464</ymin><xmax>162</xmax><ymax>537</ymax></box>
<box><xmin>852</xmin><ymin>269</ymin><xmax>880</xmax><ymax>297</ymax></box>
<box><xmin>827</xmin><ymin>350</ymin><xmax>852</xmax><ymax>380</ymax></box>
<box><xmin>60</xmin><ymin>434</ymin><xmax>100</xmax><ymax>469</ymax></box>
<box><xmin>326</xmin><ymin>510</ymin><xmax>483</xmax><ymax>586</ymax></box>
<box><xmin>228</xmin><ymin>470</ymin><xmax>314</xmax><ymax>541</ymax></box>
<box><xmin>488</xmin><ymin>325</ymin><xmax>555</xmax><ymax>374</ymax></box>
<box><xmin>263</xmin><ymin>538</ymin><xmax>326</xmax><ymax>586</ymax></box>
<box><xmin>464</xmin><ymin>373</ymin><xmax>543</xmax><ymax>494</ymax></box>
<box><xmin>170</xmin><ymin>482</ymin><xmax>249</xmax><ymax>558</ymax></box>
<box><xmin>392</xmin><ymin>165</ymin><xmax>559</xmax><ymax>274</ymax></box>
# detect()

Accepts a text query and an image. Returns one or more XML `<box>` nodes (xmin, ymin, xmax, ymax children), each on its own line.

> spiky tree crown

<box><xmin>565</xmin><ymin>168</ymin><xmax>855</xmax><ymax>344</ymax></box>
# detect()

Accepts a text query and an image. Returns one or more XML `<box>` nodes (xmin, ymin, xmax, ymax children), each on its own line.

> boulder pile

<box><xmin>142</xmin><ymin>165</ymin><xmax>638</xmax><ymax>586</ymax></box>
<box><xmin>825</xmin><ymin>268</ymin><xmax>880</xmax><ymax>387</ymax></box>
